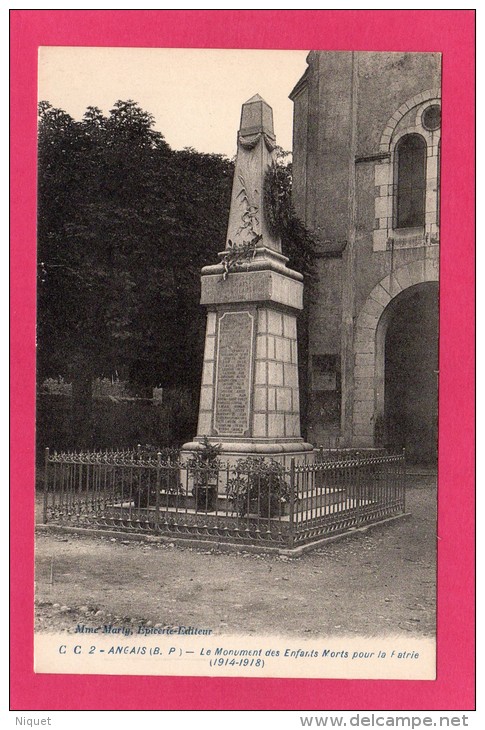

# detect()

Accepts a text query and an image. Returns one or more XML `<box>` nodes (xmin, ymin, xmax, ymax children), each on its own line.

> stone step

<box><xmin>129</xmin><ymin>486</ymin><xmax>350</xmax><ymax>516</ymax></box>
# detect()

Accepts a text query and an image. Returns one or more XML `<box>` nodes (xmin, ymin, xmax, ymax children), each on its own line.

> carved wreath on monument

<box><xmin>221</xmin><ymin>174</ymin><xmax>262</xmax><ymax>280</ymax></box>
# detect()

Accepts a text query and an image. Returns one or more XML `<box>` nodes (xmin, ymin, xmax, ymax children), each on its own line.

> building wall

<box><xmin>290</xmin><ymin>51</ymin><xmax>441</xmax><ymax>449</ymax></box>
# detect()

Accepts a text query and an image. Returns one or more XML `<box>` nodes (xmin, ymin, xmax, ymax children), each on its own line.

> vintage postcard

<box><xmin>10</xmin><ymin>10</ymin><xmax>475</xmax><ymax>712</ymax></box>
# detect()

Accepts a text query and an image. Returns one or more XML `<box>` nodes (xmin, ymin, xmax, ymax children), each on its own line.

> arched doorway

<box><xmin>383</xmin><ymin>283</ymin><xmax>438</xmax><ymax>464</ymax></box>
<box><xmin>351</xmin><ymin>257</ymin><xmax>439</xmax><ymax>449</ymax></box>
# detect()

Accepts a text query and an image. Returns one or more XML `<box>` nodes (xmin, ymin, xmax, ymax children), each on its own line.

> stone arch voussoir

<box><xmin>379</xmin><ymin>88</ymin><xmax>441</xmax><ymax>153</ymax></box>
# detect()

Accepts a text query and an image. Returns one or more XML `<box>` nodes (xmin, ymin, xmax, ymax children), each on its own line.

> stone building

<box><xmin>290</xmin><ymin>51</ymin><xmax>441</xmax><ymax>463</ymax></box>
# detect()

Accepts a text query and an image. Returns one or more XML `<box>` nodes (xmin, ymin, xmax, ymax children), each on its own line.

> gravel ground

<box><xmin>34</xmin><ymin>476</ymin><xmax>437</xmax><ymax>638</ymax></box>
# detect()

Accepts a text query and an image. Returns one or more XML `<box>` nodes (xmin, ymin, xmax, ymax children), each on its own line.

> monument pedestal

<box><xmin>182</xmin><ymin>249</ymin><xmax>314</xmax><ymax>471</ymax></box>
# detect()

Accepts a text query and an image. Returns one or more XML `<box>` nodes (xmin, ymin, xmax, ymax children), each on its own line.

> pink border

<box><xmin>10</xmin><ymin>10</ymin><xmax>475</xmax><ymax>710</ymax></box>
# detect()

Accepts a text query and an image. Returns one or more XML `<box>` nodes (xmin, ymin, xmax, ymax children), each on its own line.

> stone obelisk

<box><xmin>182</xmin><ymin>94</ymin><xmax>313</xmax><ymax>466</ymax></box>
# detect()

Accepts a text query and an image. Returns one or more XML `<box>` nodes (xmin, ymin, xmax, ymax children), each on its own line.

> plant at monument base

<box><xmin>226</xmin><ymin>457</ymin><xmax>291</xmax><ymax>519</ymax></box>
<box><xmin>187</xmin><ymin>435</ymin><xmax>222</xmax><ymax>511</ymax></box>
<box><xmin>220</xmin><ymin>234</ymin><xmax>262</xmax><ymax>280</ymax></box>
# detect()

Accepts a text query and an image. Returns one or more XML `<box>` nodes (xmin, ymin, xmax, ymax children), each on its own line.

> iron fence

<box><xmin>41</xmin><ymin>447</ymin><xmax>406</xmax><ymax>550</ymax></box>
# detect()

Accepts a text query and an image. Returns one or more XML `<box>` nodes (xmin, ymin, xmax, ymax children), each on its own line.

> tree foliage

<box><xmin>263</xmin><ymin>151</ymin><xmax>318</xmax><ymax>439</ymax></box>
<box><xmin>264</xmin><ymin>151</ymin><xmax>317</xmax><ymax>282</ymax></box>
<box><xmin>37</xmin><ymin>100</ymin><xmax>233</xmax><ymax>402</ymax></box>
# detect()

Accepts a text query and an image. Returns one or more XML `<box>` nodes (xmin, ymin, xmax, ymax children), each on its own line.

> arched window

<box><xmin>395</xmin><ymin>134</ymin><xmax>426</xmax><ymax>229</ymax></box>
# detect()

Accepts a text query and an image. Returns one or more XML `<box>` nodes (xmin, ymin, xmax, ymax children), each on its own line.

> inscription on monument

<box><xmin>214</xmin><ymin>311</ymin><xmax>253</xmax><ymax>436</ymax></box>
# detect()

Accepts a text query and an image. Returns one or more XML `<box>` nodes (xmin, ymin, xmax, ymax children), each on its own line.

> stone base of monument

<box><xmin>180</xmin><ymin>439</ymin><xmax>315</xmax><ymax>496</ymax></box>
<box><xmin>181</xmin><ymin>438</ymin><xmax>314</xmax><ymax>459</ymax></box>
